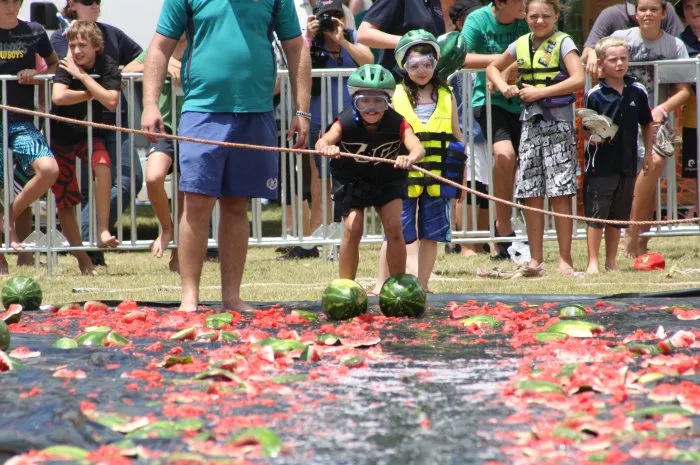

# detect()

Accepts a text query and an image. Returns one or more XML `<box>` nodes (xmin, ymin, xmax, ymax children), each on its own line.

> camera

<box><xmin>318</xmin><ymin>13</ymin><xmax>336</xmax><ymax>33</ymax></box>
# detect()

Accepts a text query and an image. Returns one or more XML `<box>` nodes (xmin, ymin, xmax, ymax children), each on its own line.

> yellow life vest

<box><xmin>515</xmin><ymin>31</ymin><xmax>575</xmax><ymax>107</ymax></box>
<box><xmin>392</xmin><ymin>84</ymin><xmax>463</xmax><ymax>198</ymax></box>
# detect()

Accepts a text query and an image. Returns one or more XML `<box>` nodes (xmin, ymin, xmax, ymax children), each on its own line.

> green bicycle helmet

<box><xmin>394</xmin><ymin>29</ymin><xmax>441</xmax><ymax>71</ymax></box>
<box><xmin>347</xmin><ymin>64</ymin><xmax>396</xmax><ymax>97</ymax></box>
<box><xmin>436</xmin><ymin>32</ymin><xmax>467</xmax><ymax>79</ymax></box>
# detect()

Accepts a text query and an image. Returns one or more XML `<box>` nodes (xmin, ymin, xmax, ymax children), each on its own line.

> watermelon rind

<box><xmin>516</xmin><ymin>379</ymin><xmax>564</xmax><ymax>394</ymax></box>
<box><xmin>0</xmin><ymin>320</ymin><xmax>10</xmax><ymax>351</ymax></box>
<box><xmin>536</xmin><ymin>332</ymin><xmax>568</xmax><ymax>343</ymax></box>
<box><xmin>379</xmin><ymin>274</ymin><xmax>426</xmax><ymax>318</ymax></box>
<box><xmin>52</xmin><ymin>338</ymin><xmax>79</xmax><ymax>349</ymax></box>
<box><xmin>0</xmin><ymin>304</ymin><xmax>22</xmax><ymax>324</ymax></box>
<box><xmin>558</xmin><ymin>304</ymin><xmax>587</xmax><ymax>317</ymax></box>
<box><xmin>322</xmin><ymin>279</ymin><xmax>368</xmax><ymax>321</ymax></box>
<box><xmin>462</xmin><ymin>315</ymin><xmax>501</xmax><ymax>328</ymax></box>
<box><xmin>546</xmin><ymin>320</ymin><xmax>603</xmax><ymax>338</ymax></box>
<box><xmin>2</xmin><ymin>276</ymin><xmax>42</xmax><ymax>310</ymax></box>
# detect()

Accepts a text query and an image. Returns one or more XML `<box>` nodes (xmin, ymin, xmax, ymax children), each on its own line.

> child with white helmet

<box><xmin>316</xmin><ymin>64</ymin><xmax>424</xmax><ymax>281</ymax></box>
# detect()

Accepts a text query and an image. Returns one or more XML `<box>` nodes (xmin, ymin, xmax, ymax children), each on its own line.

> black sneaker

<box><xmin>277</xmin><ymin>246</ymin><xmax>320</xmax><ymax>260</ymax></box>
<box><xmin>275</xmin><ymin>246</ymin><xmax>293</xmax><ymax>254</ymax></box>
<box><xmin>444</xmin><ymin>244</ymin><xmax>462</xmax><ymax>254</ymax></box>
<box><xmin>87</xmin><ymin>251</ymin><xmax>106</xmax><ymax>267</ymax></box>
<box><xmin>491</xmin><ymin>224</ymin><xmax>516</xmax><ymax>261</ymax></box>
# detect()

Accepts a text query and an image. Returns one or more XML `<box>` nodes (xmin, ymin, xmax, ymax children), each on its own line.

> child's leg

<box><xmin>550</xmin><ymin>196</ymin><xmax>574</xmax><ymax>274</ymax></box>
<box><xmin>338</xmin><ymin>208</ymin><xmax>364</xmax><ymax>279</ymax></box>
<box><xmin>57</xmin><ymin>206</ymin><xmax>95</xmax><ymax>275</ymax></box>
<box><xmin>604</xmin><ymin>226</ymin><xmax>621</xmax><ymax>271</ymax></box>
<box><xmin>376</xmin><ymin>198</ymin><xmax>405</xmax><ymax>276</ymax></box>
<box><xmin>417</xmin><ymin>240</ymin><xmax>438</xmax><ymax>291</ymax></box>
<box><xmin>15</xmin><ymin>209</ymin><xmax>34</xmax><ymax>266</ymax></box>
<box><xmin>416</xmin><ymin>196</ymin><xmax>451</xmax><ymax>292</ymax></box>
<box><xmin>146</xmin><ymin>150</ymin><xmax>175</xmax><ymax>257</ymax></box>
<box><xmin>170</xmin><ymin>191</ymin><xmax>184</xmax><ymax>274</ymax></box>
<box><xmin>586</xmin><ymin>225</ymin><xmax>603</xmax><ymax>274</ymax></box>
<box><xmin>626</xmin><ymin>153</ymin><xmax>665</xmax><ymax>257</ymax></box>
<box><xmin>10</xmin><ymin>157</ymin><xmax>58</xmax><ymax>249</ymax></box>
<box><xmin>522</xmin><ymin>197</ymin><xmax>545</xmax><ymax>267</ymax></box>
<box><xmin>370</xmin><ymin>241</ymin><xmax>390</xmax><ymax>295</ymax></box>
<box><xmin>93</xmin><ymin>163</ymin><xmax>119</xmax><ymax>248</ymax></box>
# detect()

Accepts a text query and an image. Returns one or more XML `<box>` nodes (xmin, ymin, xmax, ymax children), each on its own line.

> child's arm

<box><xmin>641</xmin><ymin>122</ymin><xmax>655</xmax><ymax>173</ymax></box>
<box><xmin>485</xmin><ymin>51</ymin><xmax>519</xmax><ymax>99</ymax></box>
<box><xmin>51</xmin><ymin>82</ymin><xmax>91</xmax><ymax>106</ymax></box>
<box><xmin>57</xmin><ymin>56</ymin><xmax>119</xmax><ymax>111</ymax></box>
<box><xmin>519</xmin><ymin>49</ymin><xmax>584</xmax><ymax>103</ymax></box>
<box><xmin>450</xmin><ymin>94</ymin><xmax>464</xmax><ymax>143</ymax></box>
<box><xmin>395</xmin><ymin>127</ymin><xmax>425</xmax><ymax>169</ymax></box>
<box><xmin>316</xmin><ymin>121</ymin><xmax>343</xmax><ymax>158</ymax></box>
<box><xmin>653</xmin><ymin>83</ymin><xmax>692</xmax><ymax>125</ymax></box>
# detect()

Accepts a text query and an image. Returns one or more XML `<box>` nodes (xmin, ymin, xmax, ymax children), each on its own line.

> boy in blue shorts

<box><xmin>0</xmin><ymin>0</ymin><xmax>59</xmax><ymax>272</ymax></box>
<box><xmin>317</xmin><ymin>64</ymin><xmax>424</xmax><ymax>280</ymax></box>
<box><xmin>583</xmin><ymin>37</ymin><xmax>653</xmax><ymax>274</ymax></box>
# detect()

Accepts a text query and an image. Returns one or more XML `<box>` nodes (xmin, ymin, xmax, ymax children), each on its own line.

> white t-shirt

<box><xmin>611</xmin><ymin>28</ymin><xmax>689</xmax><ymax>106</ymax></box>
<box><xmin>294</xmin><ymin>0</ymin><xmax>357</xmax><ymax>34</ymax></box>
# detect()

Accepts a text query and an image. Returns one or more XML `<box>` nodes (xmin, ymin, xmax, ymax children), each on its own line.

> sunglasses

<box><xmin>76</xmin><ymin>0</ymin><xmax>101</xmax><ymax>6</ymax></box>
<box><xmin>405</xmin><ymin>56</ymin><xmax>437</xmax><ymax>73</ymax></box>
<box><xmin>353</xmin><ymin>94</ymin><xmax>389</xmax><ymax>113</ymax></box>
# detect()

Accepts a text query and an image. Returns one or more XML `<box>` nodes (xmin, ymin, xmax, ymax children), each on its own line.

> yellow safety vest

<box><xmin>393</xmin><ymin>84</ymin><xmax>458</xmax><ymax>198</ymax></box>
<box><xmin>515</xmin><ymin>31</ymin><xmax>575</xmax><ymax>106</ymax></box>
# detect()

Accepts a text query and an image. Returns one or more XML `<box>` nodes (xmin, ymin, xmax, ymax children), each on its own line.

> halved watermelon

<box><xmin>322</xmin><ymin>279</ymin><xmax>367</xmax><ymax>321</ymax></box>
<box><xmin>0</xmin><ymin>304</ymin><xmax>22</xmax><ymax>324</ymax></box>
<box><xmin>2</xmin><ymin>276</ymin><xmax>42</xmax><ymax>309</ymax></box>
<box><xmin>379</xmin><ymin>274</ymin><xmax>426</xmax><ymax>318</ymax></box>
<box><xmin>558</xmin><ymin>304</ymin><xmax>587</xmax><ymax>317</ymax></box>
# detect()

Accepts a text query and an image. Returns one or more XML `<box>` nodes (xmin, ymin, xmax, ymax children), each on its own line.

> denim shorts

<box><xmin>178</xmin><ymin>111</ymin><xmax>279</xmax><ymax>198</ymax></box>
<box><xmin>402</xmin><ymin>195</ymin><xmax>452</xmax><ymax>243</ymax></box>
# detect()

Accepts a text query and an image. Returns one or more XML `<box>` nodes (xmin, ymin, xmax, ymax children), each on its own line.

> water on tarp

<box><xmin>0</xmin><ymin>293</ymin><xmax>697</xmax><ymax>465</ymax></box>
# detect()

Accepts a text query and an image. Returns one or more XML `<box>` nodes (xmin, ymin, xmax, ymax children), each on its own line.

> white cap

<box><xmin>626</xmin><ymin>1</ymin><xmax>636</xmax><ymax>17</ymax></box>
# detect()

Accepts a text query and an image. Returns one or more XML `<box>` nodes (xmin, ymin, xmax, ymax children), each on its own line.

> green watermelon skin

<box><xmin>379</xmin><ymin>274</ymin><xmax>426</xmax><ymax>318</ymax></box>
<box><xmin>322</xmin><ymin>279</ymin><xmax>368</xmax><ymax>321</ymax></box>
<box><xmin>0</xmin><ymin>320</ymin><xmax>10</xmax><ymax>351</ymax></box>
<box><xmin>2</xmin><ymin>276</ymin><xmax>42</xmax><ymax>310</ymax></box>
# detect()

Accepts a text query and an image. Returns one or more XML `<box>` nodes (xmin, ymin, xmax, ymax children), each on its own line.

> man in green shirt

<box><xmin>461</xmin><ymin>0</ymin><xmax>527</xmax><ymax>260</ymax></box>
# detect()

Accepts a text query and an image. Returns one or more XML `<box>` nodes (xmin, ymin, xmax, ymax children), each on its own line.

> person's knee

<box><xmin>146</xmin><ymin>170</ymin><xmax>166</xmax><ymax>188</ymax></box>
<box><xmin>219</xmin><ymin>197</ymin><xmax>248</xmax><ymax>218</ymax></box>
<box><xmin>493</xmin><ymin>150</ymin><xmax>515</xmax><ymax>173</ymax></box>
<box><xmin>384</xmin><ymin>226</ymin><xmax>404</xmax><ymax>243</ymax></box>
<box><xmin>344</xmin><ymin>219</ymin><xmax>364</xmax><ymax>243</ymax></box>
<box><xmin>33</xmin><ymin>157</ymin><xmax>59</xmax><ymax>184</ymax></box>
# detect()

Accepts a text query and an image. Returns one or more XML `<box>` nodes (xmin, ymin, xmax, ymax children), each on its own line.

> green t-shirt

<box><xmin>460</xmin><ymin>4</ymin><xmax>529</xmax><ymax>114</ymax></box>
<box><xmin>135</xmin><ymin>51</ymin><xmax>182</xmax><ymax>132</ymax></box>
<box><xmin>156</xmin><ymin>0</ymin><xmax>301</xmax><ymax>113</ymax></box>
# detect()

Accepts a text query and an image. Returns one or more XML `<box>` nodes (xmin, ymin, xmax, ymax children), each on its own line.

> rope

<box><xmin>2</xmin><ymin>103</ymin><xmax>698</xmax><ymax>228</ymax></box>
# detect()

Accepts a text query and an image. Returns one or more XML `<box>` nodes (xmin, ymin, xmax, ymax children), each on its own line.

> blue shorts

<box><xmin>178</xmin><ymin>111</ymin><xmax>279</xmax><ymax>199</ymax></box>
<box><xmin>0</xmin><ymin>121</ymin><xmax>53</xmax><ymax>186</ymax></box>
<box><xmin>402</xmin><ymin>195</ymin><xmax>452</xmax><ymax>243</ymax></box>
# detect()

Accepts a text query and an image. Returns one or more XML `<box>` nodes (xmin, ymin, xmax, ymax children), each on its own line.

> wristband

<box><xmin>654</xmin><ymin>105</ymin><xmax>668</xmax><ymax>119</ymax></box>
<box><xmin>294</xmin><ymin>110</ymin><xmax>312</xmax><ymax>121</ymax></box>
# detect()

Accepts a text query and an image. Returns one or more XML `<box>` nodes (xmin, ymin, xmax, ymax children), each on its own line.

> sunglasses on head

<box><xmin>76</xmin><ymin>0</ymin><xmax>101</xmax><ymax>6</ymax></box>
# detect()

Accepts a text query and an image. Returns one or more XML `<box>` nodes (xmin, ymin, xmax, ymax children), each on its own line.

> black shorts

<box><xmin>681</xmin><ymin>127</ymin><xmax>697</xmax><ymax>178</ymax></box>
<box><xmin>331</xmin><ymin>177</ymin><xmax>405</xmax><ymax>218</ymax></box>
<box><xmin>146</xmin><ymin>131</ymin><xmax>177</xmax><ymax>174</ymax></box>
<box><xmin>462</xmin><ymin>180</ymin><xmax>489</xmax><ymax>209</ymax></box>
<box><xmin>474</xmin><ymin>105</ymin><xmax>522</xmax><ymax>151</ymax></box>
<box><xmin>584</xmin><ymin>175</ymin><xmax>635</xmax><ymax>229</ymax></box>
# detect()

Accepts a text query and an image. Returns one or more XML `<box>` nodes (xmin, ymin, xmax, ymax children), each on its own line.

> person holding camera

<box><xmin>306</xmin><ymin>0</ymin><xmax>374</xmax><ymax>232</ymax></box>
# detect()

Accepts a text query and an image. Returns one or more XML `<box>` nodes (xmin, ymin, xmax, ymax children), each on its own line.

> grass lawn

<box><xmin>6</xmin><ymin>204</ymin><xmax>700</xmax><ymax>306</ymax></box>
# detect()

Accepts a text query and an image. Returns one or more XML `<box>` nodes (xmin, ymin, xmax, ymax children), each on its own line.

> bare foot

<box><xmin>177</xmin><ymin>302</ymin><xmax>199</xmax><ymax>312</ymax></box>
<box><xmin>9</xmin><ymin>228</ymin><xmax>24</xmax><ymax>251</ymax></box>
<box><xmin>98</xmin><ymin>230</ymin><xmax>120</xmax><ymax>249</ymax></box>
<box><xmin>169</xmin><ymin>252</ymin><xmax>179</xmax><ymax>274</ymax></box>
<box><xmin>558</xmin><ymin>260</ymin><xmax>576</xmax><ymax>276</ymax></box>
<box><xmin>586</xmin><ymin>264</ymin><xmax>599</xmax><ymax>274</ymax></box>
<box><xmin>605</xmin><ymin>263</ymin><xmax>619</xmax><ymax>272</ymax></box>
<box><xmin>0</xmin><ymin>255</ymin><xmax>8</xmax><ymax>275</ymax></box>
<box><xmin>460</xmin><ymin>248</ymin><xmax>479</xmax><ymax>258</ymax></box>
<box><xmin>224</xmin><ymin>299</ymin><xmax>255</xmax><ymax>313</ymax></box>
<box><xmin>151</xmin><ymin>228</ymin><xmax>173</xmax><ymax>258</ymax></box>
<box><xmin>624</xmin><ymin>235</ymin><xmax>640</xmax><ymax>258</ymax></box>
<box><xmin>79</xmin><ymin>263</ymin><xmax>97</xmax><ymax>276</ymax></box>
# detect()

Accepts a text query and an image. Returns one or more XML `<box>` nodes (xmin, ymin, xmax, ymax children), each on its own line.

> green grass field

<box><xmin>6</xmin><ymin>204</ymin><xmax>700</xmax><ymax>306</ymax></box>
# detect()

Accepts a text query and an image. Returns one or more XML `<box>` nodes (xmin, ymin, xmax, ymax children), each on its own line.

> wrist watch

<box><xmin>294</xmin><ymin>110</ymin><xmax>312</xmax><ymax>120</ymax></box>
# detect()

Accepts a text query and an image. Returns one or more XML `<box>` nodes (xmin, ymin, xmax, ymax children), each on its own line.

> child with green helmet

<box><xmin>316</xmin><ymin>64</ymin><xmax>424</xmax><ymax>281</ymax></box>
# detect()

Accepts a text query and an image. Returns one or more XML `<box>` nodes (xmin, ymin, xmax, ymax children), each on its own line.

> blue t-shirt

<box><xmin>157</xmin><ymin>0</ymin><xmax>301</xmax><ymax>114</ymax></box>
<box><xmin>0</xmin><ymin>21</ymin><xmax>54</xmax><ymax>122</ymax></box>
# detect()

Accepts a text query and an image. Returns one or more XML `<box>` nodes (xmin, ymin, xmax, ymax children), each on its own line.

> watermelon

<box><xmin>379</xmin><ymin>274</ymin><xmax>426</xmax><ymax>318</ymax></box>
<box><xmin>0</xmin><ymin>304</ymin><xmax>22</xmax><ymax>324</ymax></box>
<box><xmin>2</xmin><ymin>276</ymin><xmax>42</xmax><ymax>310</ymax></box>
<box><xmin>0</xmin><ymin>320</ymin><xmax>9</xmax><ymax>351</ymax></box>
<box><xmin>558</xmin><ymin>304</ymin><xmax>587</xmax><ymax>317</ymax></box>
<box><xmin>321</xmin><ymin>279</ymin><xmax>367</xmax><ymax>321</ymax></box>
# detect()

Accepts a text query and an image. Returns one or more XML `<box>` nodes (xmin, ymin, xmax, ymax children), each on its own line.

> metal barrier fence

<box><xmin>1</xmin><ymin>59</ymin><xmax>699</xmax><ymax>274</ymax></box>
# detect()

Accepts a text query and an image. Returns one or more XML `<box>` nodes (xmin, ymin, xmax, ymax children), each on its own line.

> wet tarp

<box><xmin>0</xmin><ymin>293</ymin><xmax>698</xmax><ymax>464</ymax></box>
